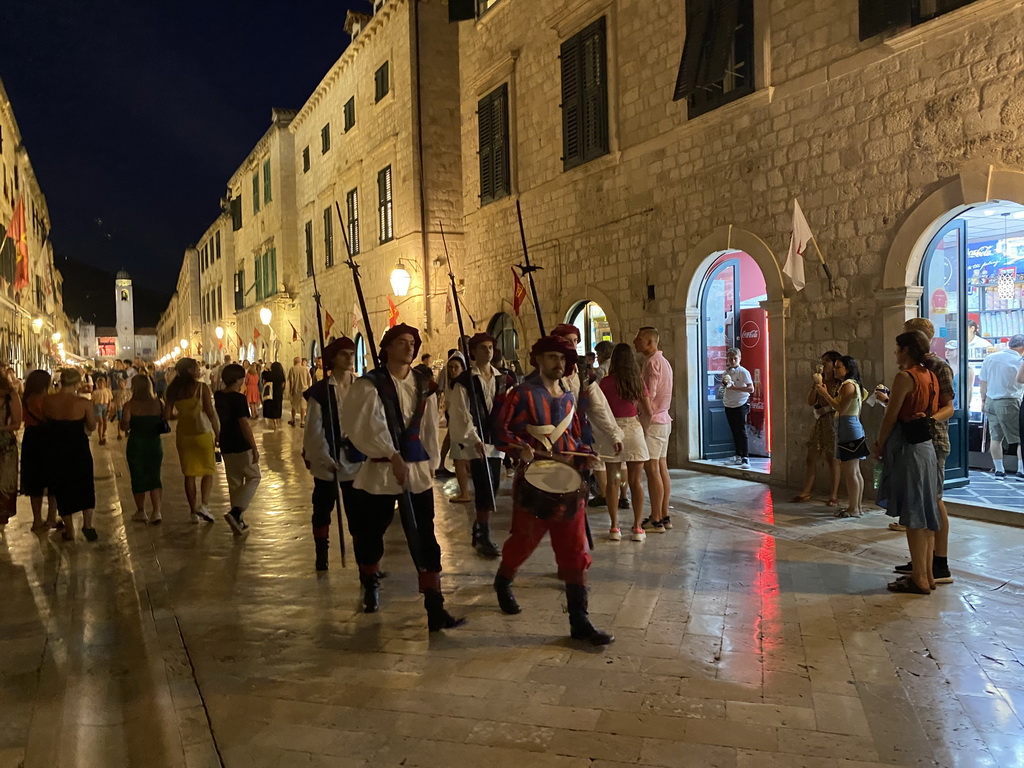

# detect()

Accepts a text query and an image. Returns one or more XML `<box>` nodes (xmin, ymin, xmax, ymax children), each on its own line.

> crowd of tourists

<box><xmin>0</xmin><ymin>313</ymin><xmax>975</xmax><ymax>639</ymax></box>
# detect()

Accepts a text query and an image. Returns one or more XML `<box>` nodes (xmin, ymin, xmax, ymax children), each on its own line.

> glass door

<box><xmin>700</xmin><ymin>258</ymin><xmax>740</xmax><ymax>459</ymax></box>
<box><xmin>920</xmin><ymin>219</ymin><xmax>968</xmax><ymax>485</ymax></box>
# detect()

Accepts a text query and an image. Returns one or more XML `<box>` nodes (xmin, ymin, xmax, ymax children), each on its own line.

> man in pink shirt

<box><xmin>634</xmin><ymin>327</ymin><xmax>672</xmax><ymax>531</ymax></box>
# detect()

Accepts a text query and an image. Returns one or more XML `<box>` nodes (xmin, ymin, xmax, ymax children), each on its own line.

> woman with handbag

<box><xmin>122</xmin><ymin>374</ymin><xmax>165</xmax><ymax>524</ymax></box>
<box><xmin>872</xmin><ymin>331</ymin><xmax>940</xmax><ymax>595</ymax></box>
<box><xmin>164</xmin><ymin>358</ymin><xmax>220</xmax><ymax>523</ymax></box>
<box><xmin>816</xmin><ymin>356</ymin><xmax>868</xmax><ymax>518</ymax></box>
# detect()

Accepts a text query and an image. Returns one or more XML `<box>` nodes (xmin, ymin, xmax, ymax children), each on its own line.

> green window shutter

<box><xmin>270</xmin><ymin>248</ymin><xmax>277</xmax><ymax>296</ymax></box>
<box><xmin>305</xmin><ymin>221</ymin><xmax>314</xmax><ymax>276</ymax></box>
<box><xmin>255</xmin><ymin>258</ymin><xmax>263</xmax><ymax>302</ymax></box>
<box><xmin>375</xmin><ymin>62</ymin><xmax>390</xmax><ymax>102</ymax></box>
<box><xmin>321</xmin><ymin>124</ymin><xmax>331</xmax><ymax>154</ymax></box>
<box><xmin>263</xmin><ymin>159</ymin><xmax>272</xmax><ymax>204</ymax></box>
<box><xmin>581</xmin><ymin>18</ymin><xmax>608</xmax><ymax>163</ymax></box>
<box><xmin>492</xmin><ymin>85</ymin><xmax>510</xmax><ymax>200</ymax></box>
<box><xmin>560</xmin><ymin>33</ymin><xmax>583</xmax><ymax>169</ymax></box>
<box><xmin>347</xmin><ymin>188</ymin><xmax>360</xmax><ymax>255</ymax></box>
<box><xmin>345</xmin><ymin>97</ymin><xmax>356</xmax><ymax>131</ymax></box>
<box><xmin>231</xmin><ymin>196</ymin><xmax>242</xmax><ymax>230</ymax></box>
<box><xmin>252</xmin><ymin>173</ymin><xmax>260</xmax><ymax>213</ymax></box>
<box><xmin>323</xmin><ymin>207</ymin><xmax>334</xmax><ymax>268</ymax></box>
<box><xmin>378</xmin><ymin>166</ymin><xmax>393</xmax><ymax>243</ymax></box>
<box><xmin>302</xmin><ymin>146</ymin><xmax>310</xmax><ymax>172</ymax></box>
<box><xmin>478</xmin><ymin>90</ymin><xmax>495</xmax><ymax>202</ymax></box>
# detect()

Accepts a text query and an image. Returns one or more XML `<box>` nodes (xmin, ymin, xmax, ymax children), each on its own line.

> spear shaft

<box><xmin>515</xmin><ymin>199</ymin><xmax>546</xmax><ymax>336</ymax></box>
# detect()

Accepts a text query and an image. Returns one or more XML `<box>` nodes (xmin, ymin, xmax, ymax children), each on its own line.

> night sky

<box><xmin>1</xmin><ymin>0</ymin><xmax>364</xmax><ymax>296</ymax></box>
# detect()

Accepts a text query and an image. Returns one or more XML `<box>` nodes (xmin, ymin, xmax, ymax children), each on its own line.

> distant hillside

<box><xmin>54</xmin><ymin>255</ymin><xmax>170</xmax><ymax>327</ymax></box>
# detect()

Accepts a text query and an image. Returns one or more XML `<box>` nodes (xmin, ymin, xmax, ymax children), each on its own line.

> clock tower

<box><xmin>115</xmin><ymin>270</ymin><xmax>135</xmax><ymax>358</ymax></box>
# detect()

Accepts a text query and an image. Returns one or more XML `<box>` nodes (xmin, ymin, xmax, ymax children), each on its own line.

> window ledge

<box><xmin>681</xmin><ymin>86</ymin><xmax>773</xmax><ymax>128</ymax></box>
<box><xmin>880</xmin><ymin>0</ymin><xmax>1013</xmax><ymax>53</ymax></box>
<box><xmin>562</xmin><ymin>149</ymin><xmax>622</xmax><ymax>178</ymax></box>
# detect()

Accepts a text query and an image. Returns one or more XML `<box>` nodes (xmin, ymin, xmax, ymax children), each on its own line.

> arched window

<box><xmin>487</xmin><ymin>312</ymin><xmax>520</xmax><ymax>369</ymax></box>
<box><xmin>566</xmin><ymin>301</ymin><xmax>611</xmax><ymax>356</ymax></box>
<box><xmin>120</xmin><ymin>290</ymin><xmax>129</xmax><ymax>302</ymax></box>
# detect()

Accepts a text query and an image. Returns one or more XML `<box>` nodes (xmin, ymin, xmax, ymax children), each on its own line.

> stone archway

<box><xmin>557</xmin><ymin>284</ymin><xmax>623</xmax><ymax>344</ymax></box>
<box><xmin>671</xmin><ymin>225</ymin><xmax>789</xmax><ymax>479</ymax></box>
<box><xmin>877</xmin><ymin>162</ymin><xmax>1024</xmax><ymax>382</ymax></box>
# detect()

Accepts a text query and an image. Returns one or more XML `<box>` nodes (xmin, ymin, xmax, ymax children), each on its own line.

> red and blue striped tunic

<box><xmin>494</xmin><ymin>380</ymin><xmax>590</xmax><ymax>457</ymax></box>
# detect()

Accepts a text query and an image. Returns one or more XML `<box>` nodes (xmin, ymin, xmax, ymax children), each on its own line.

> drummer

<box><xmin>447</xmin><ymin>332</ymin><xmax>517</xmax><ymax>558</ymax></box>
<box><xmin>492</xmin><ymin>334</ymin><xmax>614</xmax><ymax>646</ymax></box>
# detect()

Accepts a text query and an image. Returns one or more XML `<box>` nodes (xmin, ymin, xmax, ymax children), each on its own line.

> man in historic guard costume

<box><xmin>447</xmin><ymin>332</ymin><xmax>517</xmax><ymax>558</ymax></box>
<box><xmin>341</xmin><ymin>323</ymin><xmax>465</xmax><ymax>631</ymax></box>
<box><xmin>303</xmin><ymin>336</ymin><xmax>359</xmax><ymax>573</ymax></box>
<box><xmin>492</xmin><ymin>335</ymin><xmax>613</xmax><ymax>645</ymax></box>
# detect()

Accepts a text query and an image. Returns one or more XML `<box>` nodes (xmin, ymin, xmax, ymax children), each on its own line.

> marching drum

<box><xmin>515</xmin><ymin>459</ymin><xmax>587</xmax><ymax>521</ymax></box>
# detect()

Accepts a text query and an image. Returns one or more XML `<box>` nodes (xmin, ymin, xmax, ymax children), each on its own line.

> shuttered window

<box><xmin>265</xmin><ymin>248</ymin><xmax>277</xmax><ymax>297</ymax></box>
<box><xmin>344</xmin><ymin>97</ymin><xmax>356</xmax><ymax>131</ymax></box>
<box><xmin>346</xmin><ymin>188</ymin><xmax>361</xmax><ymax>255</ymax></box>
<box><xmin>216</xmin><ymin>286</ymin><xmax>222</xmax><ymax>320</ymax></box>
<box><xmin>234</xmin><ymin>270</ymin><xmax>245</xmax><ymax>310</ymax></box>
<box><xmin>560</xmin><ymin>17</ymin><xmax>608</xmax><ymax>171</ymax></box>
<box><xmin>231</xmin><ymin>196</ymin><xmax>242</xmax><ymax>231</ymax></box>
<box><xmin>215</xmin><ymin>231</ymin><xmax>221</xmax><ymax>261</ymax></box>
<box><xmin>378</xmin><ymin>166</ymin><xmax>393</xmax><ymax>244</ymax></box>
<box><xmin>323</xmin><ymin>207</ymin><xmax>334</xmax><ymax>268</ymax></box>
<box><xmin>252</xmin><ymin>173</ymin><xmax>260</xmax><ymax>213</ymax></box>
<box><xmin>305</xmin><ymin>220</ymin><xmax>314</xmax><ymax>277</ymax></box>
<box><xmin>302</xmin><ymin>146</ymin><xmax>310</xmax><ymax>173</ymax></box>
<box><xmin>263</xmin><ymin>159</ymin><xmax>272</xmax><ymax>204</ymax></box>
<box><xmin>478</xmin><ymin>84</ymin><xmax>510</xmax><ymax>205</ymax></box>
<box><xmin>674</xmin><ymin>0</ymin><xmax>754</xmax><ymax>117</ymax></box>
<box><xmin>375</xmin><ymin>62</ymin><xmax>390</xmax><ymax>102</ymax></box>
<box><xmin>858</xmin><ymin>0</ymin><xmax>976</xmax><ymax>40</ymax></box>
<box><xmin>321</xmin><ymin>124</ymin><xmax>331</xmax><ymax>154</ymax></box>
<box><xmin>255</xmin><ymin>257</ymin><xmax>263</xmax><ymax>301</ymax></box>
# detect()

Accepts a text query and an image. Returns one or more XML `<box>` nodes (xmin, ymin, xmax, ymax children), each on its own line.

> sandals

<box><xmin>834</xmin><ymin>508</ymin><xmax>863</xmax><ymax>518</ymax></box>
<box><xmin>826</xmin><ymin>497</ymin><xmax>839</xmax><ymax>507</ymax></box>
<box><xmin>888</xmin><ymin>522</ymin><xmax>907</xmax><ymax>532</ymax></box>
<box><xmin>790</xmin><ymin>493</ymin><xmax>812</xmax><ymax>503</ymax></box>
<box><xmin>450</xmin><ymin>495</ymin><xmax>472</xmax><ymax>504</ymax></box>
<box><xmin>887</xmin><ymin>576</ymin><xmax>930</xmax><ymax>594</ymax></box>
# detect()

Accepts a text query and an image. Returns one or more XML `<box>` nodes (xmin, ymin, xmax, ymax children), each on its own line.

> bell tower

<box><xmin>115</xmin><ymin>270</ymin><xmax>135</xmax><ymax>358</ymax></box>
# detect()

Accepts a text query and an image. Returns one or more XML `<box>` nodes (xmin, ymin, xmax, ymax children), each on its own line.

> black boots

<box><xmin>360</xmin><ymin>572</ymin><xmax>381</xmax><ymax>613</ymax></box>
<box><xmin>314</xmin><ymin>538</ymin><xmax>329</xmax><ymax>571</ymax></box>
<box><xmin>472</xmin><ymin>521</ymin><xmax>500</xmax><ymax>559</ymax></box>
<box><xmin>493</xmin><ymin>574</ymin><xmax>522</xmax><ymax>615</ymax></box>
<box><xmin>565</xmin><ymin>583</ymin><xmax>614</xmax><ymax>646</ymax></box>
<box><xmin>423</xmin><ymin>590</ymin><xmax>467</xmax><ymax>632</ymax></box>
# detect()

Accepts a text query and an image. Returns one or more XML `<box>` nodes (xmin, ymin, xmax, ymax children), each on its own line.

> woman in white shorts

<box><xmin>598</xmin><ymin>343</ymin><xmax>652</xmax><ymax>542</ymax></box>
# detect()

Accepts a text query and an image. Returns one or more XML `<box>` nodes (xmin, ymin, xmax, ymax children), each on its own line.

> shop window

<box><xmin>674</xmin><ymin>0</ymin><xmax>755</xmax><ymax>117</ymax></box>
<box><xmin>378</xmin><ymin>165</ymin><xmax>393</xmax><ymax>243</ymax></box>
<box><xmin>478</xmin><ymin>84</ymin><xmax>511</xmax><ymax>205</ymax></box>
<box><xmin>560</xmin><ymin>17</ymin><xmax>609</xmax><ymax>171</ymax></box>
<box><xmin>859</xmin><ymin>0</ymin><xmax>979</xmax><ymax>40</ymax></box>
<box><xmin>375</xmin><ymin>62</ymin><xmax>390</xmax><ymax>103</ymax></box>
<box><xmin>344</xmin><ymin>97</ymin><xmax>356</xmax><ymax>132</ymax></box>
<box><xmin>347</xmin><ymin>188</ymin><xmax>361</xmax><ymax>255</ymax></box>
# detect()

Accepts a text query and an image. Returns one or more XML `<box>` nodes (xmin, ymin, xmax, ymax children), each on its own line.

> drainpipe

<box><xmin>411</xmin><ymin>0</ymin><xmax>431</xmax><ymax>334</ymax></box>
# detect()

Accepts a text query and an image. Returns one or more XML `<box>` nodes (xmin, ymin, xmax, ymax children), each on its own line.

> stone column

<box><xmin>759</xmin><ymin>298</ymin><xmax>790</xmax><ymax>484</ymax></box>
<box><xmin>874</xmin><ymin>286</ymin><xmax>924</xmax><ymax>384</ymax></box>
<box><xmin>669</xmin><ymin>308</ymin><xmax>696</xmax><ymax>466</ymax></box>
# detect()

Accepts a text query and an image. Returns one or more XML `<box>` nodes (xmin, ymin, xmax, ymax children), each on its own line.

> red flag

<box><xmin>289</xmin><ymin>321</ymin><xmax>299</xmax><ymax>342</ymax></box>
<box><xmin>512</xmin><ymin>267</ymin><xmax>526</xmax><ymax>316</ymax></box>
<box><xmin>387</xmin><ymin>296</ymin><xmax>399</xmax><ymax>328</ymax></box>
<box><xmin>325</xmin><ymin>311</ymin><xmax>335</xmax><ymax>337</ymax></box>
<box><xmin>6</xmin><ymin>198</ymin><xmax>29</xmax><ymax>293</ymax></box>
<box><xmin>253</xmin><ymin>326</ymin><xmax>261</xmax><ymax>341</ymax></box>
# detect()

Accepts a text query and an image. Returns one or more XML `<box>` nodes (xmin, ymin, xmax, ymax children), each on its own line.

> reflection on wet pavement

<box><xmin>3</xmin><ymin>424</ymin><xmax>1024</xmax><ymax>767</ymax></box>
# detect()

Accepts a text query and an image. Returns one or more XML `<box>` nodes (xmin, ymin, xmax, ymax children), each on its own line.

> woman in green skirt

<box><xmin>121</xmin><ymin>374</ymin><xmax>164</xmax><ymax>524</ymax></box>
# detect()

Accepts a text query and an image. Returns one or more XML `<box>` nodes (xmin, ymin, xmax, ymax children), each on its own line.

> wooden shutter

<box><xmin>255</xmin><ymin>258</ymin><xmax>263</xmax><ymax>301</ymax></box>
<box><xmin>347</xmin><ymin>189</ymin><xmax>360</xmax><ymax>255</ymax></box>
<box><xmin>263</xmin><ymin>159</ymin><xmax>272</xmax><ymax>203</ymax></box>
<box><xmin>303</xmin><ymin>147</ymin><xmax>310</xmax><ymax>172</ymax></box>
<box><xmin>560</xmin><ymin>33</ymin><xmax>583</xmax><ymax>169</ymax></box>
<box><xmin>859</xmin><ymin>0</ymin><xmax>911</xmax><ymax>39</ymax></box>
<box><xmin>581</xmin><ymin>19</ymin><xmax>608</xmax><ymax>162</ymax></box>
<box><xmin>492</xmin><ymin>85</ymin><xmax>510</xmax><ymax>198</ymax></box>
<box><xmin>269</xmin><ymin>248</ymin><xmax>277</xmax><ymax>295</ymax></box>
<box><xmin>478</xmin><ymin>90</ymin><xmax>495</xmax><ymax>202</ymax></box>
<box><xmin>323</xmin><ymin>207</ymin><xmax>334</xmax><ymax>267</ymax></box>
<box><xmin>252</xmin><ymin>173</ymin><xmax>260</xmax><ymax>213</ymax></box>
<box><xmin>449</xmin><ymin>0</ymin><xmax>475</xmax><ymax>22</ymax></box>
<box><xmin>378</xmin><ymin>167</ymin><xmax>393</xmax><ymax>242</ymax></box>
<box><xmin>231</xmin><ymin>196</ymin><xmax>242</xmax><ymax>231</ymax></box>
<box><xmin>674</xmin><ymin>0</ymin><xmax>712</xmax><ymax>101</ymax></box>
<box><xmin>702</xmin><ymin>0</ymin><xmax>740</xmax><ymax>89</ymax></box>
<box><xmin>345</xmin><ymin>97</ymin><xmax>355</xmax><ymax>131</ymax></box>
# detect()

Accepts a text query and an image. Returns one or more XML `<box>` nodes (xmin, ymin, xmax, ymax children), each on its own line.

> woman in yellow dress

<box><xmin>164</xmin><ymin>358</ymin><xmax>220</xmax><ymax>523</ymax></box>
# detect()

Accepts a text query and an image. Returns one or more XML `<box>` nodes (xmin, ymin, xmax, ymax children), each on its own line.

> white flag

<box><xmin>268</xmin><ymin>325</ymin><xmax>278</xmax><ymax>342</ymax></box>
<box><xmin>785</xmin><ymin>199</ymin><xmax>812</xmax><ymax>291</ymax></box>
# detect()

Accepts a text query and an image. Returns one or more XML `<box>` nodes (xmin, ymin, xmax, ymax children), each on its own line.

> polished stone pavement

<box><xmin>3</xmin><ymin>423</ymin><xmax>1024</xmax><ymax>768</ymax></box>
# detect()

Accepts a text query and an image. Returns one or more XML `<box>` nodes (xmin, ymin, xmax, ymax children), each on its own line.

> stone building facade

<box><xmin>454</xmin><ymin>0</ymin><xmax>1024</xmax><ymax>490</ymax></box>
<box><xmin>157</xmin><ymin>247</ymin><xmax>200</xmax><ymax>363</ymax></box>
<box><xmin>0</xmin><ymin>76</ymin><xmax>72</xmax><ymax>373</ymax></box>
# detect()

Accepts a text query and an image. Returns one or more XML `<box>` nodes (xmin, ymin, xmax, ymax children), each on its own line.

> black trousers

<box><xmin>469</xmin><ymin>456</ymin><xmax>503</xmax><ymax>517</ymax></box>
<box><xmin>725</xmin><ymin>404</ymin><xmax>750</xmax><ymax>458</ymax></box>
<box><xmin>312</xmin><ymin>478</ymin><xmax>359</xmax><ymax>538</ymax></box>
<box><xmin>348</xmin><ymin>488</ymin><xmax>442</xmax><ymax>577</ymax></box>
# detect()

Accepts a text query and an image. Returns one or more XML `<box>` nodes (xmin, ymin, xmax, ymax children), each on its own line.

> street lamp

<box><xmin>259</xmin><ymin>307</ymin><xmax>272</xmax><ymax>326</ymax></box>
<box><xmin>390</xmin><ymin>261</ymin><xmax>411</xmax><ymax>297</ymax></box>
<box><xmin>31</xmin><ymin>317</ymin><xmax>43</xmax><ymax>333</ymax></box>
<box><xmin>180</xmin><ymin>338</ymin><xmax>189</xmax><ymax>350</ymax></box>
<box><xmin>51</xmin><ymin>331</ymin><xmax>61</xmax><ymax>343</ymax></box>
<box><xmin>215</xmin><ymin>326</ymin><xmax>224</xmax><ymax>339</ymax></box>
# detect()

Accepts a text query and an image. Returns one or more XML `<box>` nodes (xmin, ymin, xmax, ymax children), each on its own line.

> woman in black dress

<box><xmin>261</xmin><ymin>361</ymin><xmax>286</xmax><ymax>430</ymax></box>
<box><xmin>20</xmin><ymin>370</ymin><xmax>56</xmax><ymax>530</ymax></box>
<box><xmin>43</xmin><ymin>369</ymin><xmax>98</xmax><ymax>541</ymax></box>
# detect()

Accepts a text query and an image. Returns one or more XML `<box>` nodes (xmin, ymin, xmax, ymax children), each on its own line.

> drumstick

<box><xmin>535</xmin><ymin>449</ymin><xmax>621</xmax><ymax>461</ymax></box>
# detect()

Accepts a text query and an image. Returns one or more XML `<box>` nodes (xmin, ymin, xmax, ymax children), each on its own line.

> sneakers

<box><xmin>190</xmin><ymin>513</ymin><xmax>200</xmax><ymax>525</ymax></box>
<box><xmin>589</xmin><ymin>495</ymin><xmax>608</xmax><ymax>508</ymax></box>
<box><xmin>224</xmin><ymin>508</ymin><xmax>249</xmax><ymax>536</ymax></box>
<box><xmin>725</xmin><ymin>455</ymin><xmax>741</xmax><ymax>465</ymax></box>
<box><xmin>1017</xmin><ymin>471</ymin><xmax>1024</xmax><ymax>481</ymax></box>
<box><xmin>662</xmin><ymin>515</ymin><xmax>673</xmax><ymax>530</ymax></box>
<box><xmin>607</xmin><ymin>527</ymin><xmax>621</xmax><ymax>542</ymax></box>
<box><xmin>994</xmin><ymin>470</ymin><xmax>1007</xmax><ymax>478</ymax></box>
<box><xmin>150</xmin><ymin>510</ymin><xmax>162</xmax><ymax>525</ymax></box>
<box><xmin>195</xmin><ymin>506</ymin><xmax>215</xmax><ymax>523</ymax></box>
<box><xmin>131</xmin><ymin>510</ymin><xmax>149</xmax><ymax>523</ymax></box>
<box><xmin>631</xmin><ymin>526</ymin><xmax>646</xmax><ymax>542</ymax></box>
<box><xmin>894</xmin><ymin>561</ymin><xmax>954</xmax><ymax>584</ymax></box>
<box><xmin>648</xmin><ymin>520</ymin><xmax>666</xmax><ymax>533</ymax></box>
<box><xmin>739</xmin><ymin>458</ymin><xmax>751</xmax><ymax>469</ymax></box>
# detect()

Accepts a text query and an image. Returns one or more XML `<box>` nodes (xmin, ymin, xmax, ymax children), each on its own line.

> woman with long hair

<box><xmin>792</xmin><ymin>350</ymin><xmax>843</xmax><ymax>505</ymax></box>
<box><xmin>599</xmin><ymin>343</ymin><xmax>652</xmax><ymax>541</ymax></box>
<box><xmin>122</xmin><ymin>374</ymin><xmax>164</xmax><ymax>524</ymax></box>
<box><xmin>164</xmin><ymin>357</ymin><xmax>220</xmax><ymax>523</ymax></box>
<box><xmin>816</xmin><ymin>355</ymin><xmax>869</xmax><ymax>517</ymax></box>
<box><xmin>244</xmin><ymin>362</ymin><xmax>261</xmax><ymax>418</ymax></box>
<box><xmin>873</xmin><ymin>331</ymin><xmax>940</xmax><ymax>594</ymax></box>
<box><xmin>43</xmin><ymin>369</ymin><xmax>97</xmax><ymax>541</ymax></box>
<box><xmin>0</xmin><ymin>373</ymin><xmax>23</xmax><ymax>526</ymax></box>
<box><xmin>444</xmin><ymin>353</ymin><xmax>473</xmax><ymax>503</ymax></box>
<box><xmin>21</xmin><ymin>370</ymin><xmax>56</xmax><ymax>530</ymax></box>
<box><xmin>261</xmin><ymin>361</ymin><xmax>287</xmax><ymax>430</ymax></box>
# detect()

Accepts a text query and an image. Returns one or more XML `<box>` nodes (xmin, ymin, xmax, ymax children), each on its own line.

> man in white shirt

<box><xmin>303</xmin><ymin>338</ymin><xmax>359</xmax><ymax>574</ymax></box>
<box><xmin>721</xmin><ymin>347</ymin><xmax>754</xmax><ymax>468</ymax></box>
<box><xmin>341</xmin><ymin>324</ymin><xmax>465</xmax><ymax>632</ymax></box>
<box><xmin>448</xmin><ymin>333</ymin><xmax>517</xmax><ymax>558</ymax></box>
<box><xmin>979</xmin><ymin>334</ymin><xmax>1024</xmax><ymax>477</ymax></box>
<box><xmin>288</xmin><ymin>356</ymin><xmax>313</xmax><ymax>427</ymax></box>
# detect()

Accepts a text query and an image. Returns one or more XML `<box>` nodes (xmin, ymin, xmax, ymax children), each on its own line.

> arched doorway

<box><xmin>918</xmin><ymin>200</ymin><xmax>1024</xmax><ymax>505</ymax></box>
<box><xmin>566</xmin><ymin>300</ymin><xmax>612</xmax><ymax>357</ymax></box>
<box><xmin>487</xmin><ymin>312</ymin><xmax>521</xmax><ymax>373</ymax></box>
<box><xmin>695</xmin><ymin>250</ymin><xmax>771</xmax><ymax>470</ymax></box>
